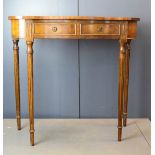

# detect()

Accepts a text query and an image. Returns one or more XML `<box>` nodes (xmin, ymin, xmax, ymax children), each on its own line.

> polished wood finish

<box><xmin>118</xmin><ymin>39</ymin><xmax>126</xmax><ymax>141</ymax></box>
<box><xmin>8</xmin><ymin>16</ymin><xmax>139</xmax><ymax>145</ymax></box>
<box><xmin>34</xmin><ymin>23</ymin><xmax>77</xmax><ymax>36</ymax></box>
<box><xmin>80</xmin><ymin>23</ymin><xmax>120</xmax><ymax>35</ymax></box>
<box><xmin>8</xmin><ymin>16</ymin><xmax>140</xmax><ymax>21</ymax></box>
<box><xmin>13</xmin><ymin>39</ymin><xmax>21</xmax><ymax>130</ymax></box>
<box><xmin>26</xmin><ymin>41</ymin><xmax>35</xmax><ymax>146</ymax></box>
<box><xmin>9</xmin><ymin>16</ymin><xmax>139</xmax><ymax>40</ymax></box>
<box><xmin>123</xmin><ymin>40</ymin><xmax>131</xmax><ymax>127</ymax></box>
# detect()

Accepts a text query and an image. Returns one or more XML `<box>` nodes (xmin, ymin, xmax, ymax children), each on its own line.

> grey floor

<box><xmin>3</xmin><ymin>119</ymin><xmax>151</xmax><ymax>155</ymax></box>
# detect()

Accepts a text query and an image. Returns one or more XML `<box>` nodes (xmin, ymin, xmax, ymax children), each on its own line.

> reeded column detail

<box><xmin>123</xmin><ymin>40</ymin><xmax>131</xmax><ymax>127</ymax></box>
<box><xmin>26</xmin><ymin>41</ymin><xmax>35</xmax><ymax>146</ymax></box>
<box><xmin>118</xmin><ymin>39</ymin><xmax>126</xmax><ymax>141</ymax></box>
<box><xmin>13</xmin><ymin>39</ymin><xmax>21</xmax><ymax>130</ymax></box>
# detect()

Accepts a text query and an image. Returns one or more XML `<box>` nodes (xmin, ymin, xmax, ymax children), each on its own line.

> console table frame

<box><xmin>8</xmin><ymin>16</ymin><xmax>140</xmax><ymax>145</ymax></box>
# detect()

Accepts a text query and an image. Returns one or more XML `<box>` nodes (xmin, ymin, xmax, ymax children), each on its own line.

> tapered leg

<box><xmin>118</xmin><ymin>40</ymin><xmax>126</xmax><ymax>141</ymax></box>
<box><xmin>26</xmin><ymin>41</ymin><xmax>35</xmax><ymax>146</ymax></box>
<box><xmin>13</xmin><ymin>40</ymin><xmax>21</xmax><ymax>130</ymax></box>
<box><xmin>123</xmin><ymin>40</ymin><xmax>131</xmax><ymax>127</ymax></box>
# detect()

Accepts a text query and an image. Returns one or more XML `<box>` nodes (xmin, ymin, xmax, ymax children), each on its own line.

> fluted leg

<box><xmin>13</xmin><ymin>39</ymin><xmax>21</xmax><ymax>130</ymax></box>
<box><xmin>123</xmin><ymin>40</ymin><xmax>131</xmax><ymax>127</ymax></box>
<box><xmin>26</xmin><ymin>41</ymin><xmax>35</xmax><ymax>146</ymax></box>
<box><xmin>118</xmin><ymin>40</ymin><xmax>126</xmax><ymax>141</ymax></box>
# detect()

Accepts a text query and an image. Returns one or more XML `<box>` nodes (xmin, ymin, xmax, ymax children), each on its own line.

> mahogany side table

<box><xmin>8</xmin><ymin>16</ymin><xmax>140</xmax><ymax>145</ymax></box>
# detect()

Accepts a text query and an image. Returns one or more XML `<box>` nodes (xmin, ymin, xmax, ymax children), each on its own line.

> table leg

<box><xmin>118</xmin><ymin>39</ymin><xmax>126</xmax><ymax>141</ymax></box>
<box><xmin>13</xmin><ymin>39</ymin><xmax>21</xmax><ymax>130</ymax></box>
<box><xmin>123</xmin><ymin>40</ymin><xmax>131</xmax><ymax>127</ymax></box>
<box><xmin>26</xmin><ymin>41</ymin><xmax>35</xmax><ymax>146</ymax></box>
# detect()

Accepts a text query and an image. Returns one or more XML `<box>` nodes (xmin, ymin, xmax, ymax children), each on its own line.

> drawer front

<box><xmin>34</xmin><ymin>23</ymin><xmax>77</xmax><ymax>36</ymax></box>
<box><xmin>80</xmin><ymin>23</ymin><xmax>120</xmax><ymax>35</ymax></box>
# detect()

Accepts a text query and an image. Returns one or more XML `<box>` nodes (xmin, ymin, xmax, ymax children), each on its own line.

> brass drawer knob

<box><xmin>52</xmin><ymin>27</ymin><xmax>58</xmax><ymax>32</ymax></box>
<box><xmin>97</xmin><ymin>27</ymin><xmax>103</xmax><ymax>32</ymax></box>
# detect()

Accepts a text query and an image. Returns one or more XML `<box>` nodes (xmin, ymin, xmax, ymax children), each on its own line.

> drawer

<box><xmin>80</xmin><ymin>23</ymin><xmax>120</xmax><ymax>35</ymax></box>
<box><xmin>34</xmin><ymin>23</ymin><xmax>77</xmax><ymax>36</ymax></box>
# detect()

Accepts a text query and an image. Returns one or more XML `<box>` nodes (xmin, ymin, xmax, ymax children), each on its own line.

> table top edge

<box><xmin>8</xmin><ymin>16</ymin><xmax>140</xmax><ymax>21</ymax></box>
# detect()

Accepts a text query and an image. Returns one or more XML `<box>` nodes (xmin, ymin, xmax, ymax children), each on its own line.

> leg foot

<box><xmin>118</xmin><ymin>127</ymin><xmax>122</xmax><ymax>141</ymax></box>
<box><xmin>16</xmin><ymin>116</ymin><xmax>21</xmax><ymax>130</ymax></box>
<box><xmin>30</xmin><ymin>130</ymin><xmax>35</xmax><ymax>146</ymax></box>
<box><xmin>123</xmin><ymin>113</ymin><xmax>127</xmax><ymax>127</ymax></box>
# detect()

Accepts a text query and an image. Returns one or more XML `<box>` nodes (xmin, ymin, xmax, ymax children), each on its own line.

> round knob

<box><xmin>97</xmin><ymin>27</ymin><xmax>103</xmax><ymax>32</ymax></box>
<box><xmin>52</xmin><ymin>27</ymin><xmax>58</xmax><ymax>32</ymax></box>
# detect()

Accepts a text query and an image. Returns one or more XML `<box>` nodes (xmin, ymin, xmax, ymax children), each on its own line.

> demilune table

<box><xmin>8</xmin><ymin>16</ymin><xmax>140</xmax><ymax>145</ymax></box>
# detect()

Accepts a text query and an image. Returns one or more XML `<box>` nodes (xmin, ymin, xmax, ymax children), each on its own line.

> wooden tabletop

<box><xmin>8</xmin><ymin>16</ymin><xmax>140</xmax><ymax>21</ymax></box>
